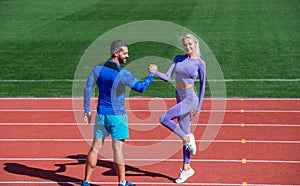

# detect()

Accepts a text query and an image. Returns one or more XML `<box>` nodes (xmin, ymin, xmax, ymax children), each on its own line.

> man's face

<box><xmin>117</xmin><ymin>46</ymin><xmax>129</xmax><ymax>64</ymax></box>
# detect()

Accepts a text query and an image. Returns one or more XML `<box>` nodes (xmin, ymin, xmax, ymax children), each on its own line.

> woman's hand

<box><xmin>148</xmin><ymin>64</ymin><xmax>158</xmax><ymax>73</ymax></box>
<box><xmin>191</xmin><ymin>109</ymin><xmax>199</xmax><ymax>116</ymax></box>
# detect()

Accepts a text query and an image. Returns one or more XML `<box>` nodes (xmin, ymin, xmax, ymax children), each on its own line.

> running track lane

<box><xmin>0</xmin><ymin>98</ymin><xmax>299</xmax><ymax>186</ymax></box>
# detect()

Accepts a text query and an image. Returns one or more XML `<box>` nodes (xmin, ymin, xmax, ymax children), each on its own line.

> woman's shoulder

<box><xmin>173</xmin><ymin>54</ymin><xmax>188</xmax><ymax>63</ymax></box>
<box><xmin>198</xmin><ymin>57</ymin><xmax>206</xmax><ymax>64</ymax></box>
<box><xmin>197</xmin><ymin>58</ymin><xmax>206</xmax><ymax>70</ymax></box>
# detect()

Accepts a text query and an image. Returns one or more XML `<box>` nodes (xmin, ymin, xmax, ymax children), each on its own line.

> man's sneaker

<box><xmin>81</xmin><ymin>181</ymin><xmax>91</xmax><ymax>186</ymax></box>
<box><xmin>185</xmin><ymin>133</ymin><xmax>197</xmax><ymax>155</ymax></box>
<box><xmin>118</xmin><ymin>181</ymin><xmax>136</xmax><ymax>186</ymax></box>
<box><xmin>175</xmin><ymin>167</ymin><xmax>195</xmax><ymax>184</ymax></box>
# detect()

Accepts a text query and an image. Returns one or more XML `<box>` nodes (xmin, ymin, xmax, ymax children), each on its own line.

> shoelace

<box><xmin>185</xmin><ymin>143</ymin><xmax>192</xmax><ymax>150</ymax></box>
<box><xmin>178</xmin><ymin>170</ymin><xmax>184</xmax><ymax>178</ymax></box>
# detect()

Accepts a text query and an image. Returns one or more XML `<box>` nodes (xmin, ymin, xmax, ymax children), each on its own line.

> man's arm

<box><xmin>131</xmin><ymin>73</ymin><xmax>155</xmax><ymax>92</ymax></box>
<box><xmin>121</xmin><ymin>64</ymin><xmax>157</xmax><ymax>93</ymax></box>
<box><xmin>83</xmin><ymin>70</ymin><xmax>95</xmax><ymax>124</ymax></box>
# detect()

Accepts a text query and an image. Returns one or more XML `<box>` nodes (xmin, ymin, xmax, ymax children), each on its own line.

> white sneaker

<box><xmin>185</xmin><ymin>133</ymin><xmax>197</xmax><ymax>155</ymax></box>
<box><xmin>175</xmin><ymin>167</ymin><xmax>195</xmax><ymax>184</ymax></box>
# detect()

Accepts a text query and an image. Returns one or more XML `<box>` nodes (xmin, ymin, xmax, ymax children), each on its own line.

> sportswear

<box><xmin>81</xmin><ymin>181</ymin><xmax>90</xmax><ymax>186</ymax></box>
<box><xmin>185</xmin><ymin>133</ymin><xmax>196</xmax><ymax>155</ymax></box>
<box><xmin>175</xmin><ymin>167</ymin><xmax>195</xmax><ymax>184</ymax></box>
<box><xmin>94</xmin><ymin>114</ymin><xmax>128</xmax><ymax>140</ymax></box>
<box><xmin>84</xmin><ymin>60</ymin><xmax>155</xmax><ymax>115</ymax></box>
<box><xmin>118</xmin><ymin>181</ymin><xmax>136</xmax><ymax>186</ymax></box>
<box><xmin>155</xmin><ymin>54</ymin><xmax>206</xmax><ymax>112</ymax></box>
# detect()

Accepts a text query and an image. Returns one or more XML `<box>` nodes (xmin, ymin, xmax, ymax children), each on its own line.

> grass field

<box><xmin>0</xmin><ymin>0</ymin><xmax>299</xmax><ymax>97</ymax></box>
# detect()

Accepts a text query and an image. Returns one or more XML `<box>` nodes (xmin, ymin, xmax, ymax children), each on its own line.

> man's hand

<box><xmin>148</xmin><ymin>64</ymin><xmax>158</xmax><ymax>73</ymax></box>
<box><xmin>84</xmin><ymin>112</ymin><xmax>92</xmax><ymax>124</ymax></box>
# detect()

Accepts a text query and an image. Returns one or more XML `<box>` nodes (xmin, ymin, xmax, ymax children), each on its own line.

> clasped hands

<box><xmin>148</xmin><ymin>64</ymin><xmax>158</xmax><ymax>73</ymax></box>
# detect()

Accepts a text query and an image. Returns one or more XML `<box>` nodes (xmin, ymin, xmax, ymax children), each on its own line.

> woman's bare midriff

<box><xmin>176</xmin><ymin>81</ymin><xmax>193</xmax><ymax>89</ymax></box>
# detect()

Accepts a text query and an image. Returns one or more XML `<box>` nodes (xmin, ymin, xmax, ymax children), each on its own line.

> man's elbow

<box><xmin>84</xmin><ymin>87</ymin><xmax>93</xmax><ymax>93</ymax></box>
<box><xmin>135</xmin><ymin>87</ymin><xmax>146</xmax><ymax>93</ymax></box>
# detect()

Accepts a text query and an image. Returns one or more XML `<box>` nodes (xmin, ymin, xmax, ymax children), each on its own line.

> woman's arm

<box><xmin>155</xmin><ymin>62</ymin><xmax>176</xmax><ymax>82</ymax></box>
<box><xmin>196</xmin><ymin>61</ymin><xmax>206</xmax><ymax>113</ymax></box>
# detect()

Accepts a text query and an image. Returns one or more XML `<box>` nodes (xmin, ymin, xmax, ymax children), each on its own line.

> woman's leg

<box><xmin>174</xmin><ymin>113</ymin><xmax>196</xmax><ymax>184</ymax></box>
<box><xmin>159</xmin><ymin>102</ymin><xmax>187</xmax><ymax>138</ymax></box>
<box><xmin>178</xmin><ymin>113</ymin><xmax>192</xmax><ymax>169</ymax></box>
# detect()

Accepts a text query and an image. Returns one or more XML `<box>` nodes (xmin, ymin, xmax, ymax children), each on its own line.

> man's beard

<box><xmin>118</xmin><ymin>57</ymin><xmax>126</xmax><ymax>64</ymax></box>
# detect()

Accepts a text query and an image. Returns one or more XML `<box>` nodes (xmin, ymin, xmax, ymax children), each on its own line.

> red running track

<box><xmin>0</xmin><ymin>98</ymin><xmax>299</xmax><ymax>186</ymax></box>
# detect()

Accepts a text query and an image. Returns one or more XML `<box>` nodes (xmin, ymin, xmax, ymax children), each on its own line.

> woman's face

<box><xmin>182</xmin><ymin>38</ymin><xmax>197</xmax><ymax>56</ymax></box>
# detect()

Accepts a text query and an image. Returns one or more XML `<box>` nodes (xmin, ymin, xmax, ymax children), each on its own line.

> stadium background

<box><xmin>0</xmin><ymin>0</ymin><xmax>299</xmax><ymax>98</ymax></box>
<box><xmin>0</xmin><ymin>1</ymin><xmax>300</xmax><ymax>185</ymax></box>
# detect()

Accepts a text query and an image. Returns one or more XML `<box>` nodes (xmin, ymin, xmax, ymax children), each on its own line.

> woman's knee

<box><xmin>159</xmin><ymin>113</ymin><xmax>170</xmax><ymax>125</ymax></box>
<box><xmin>160</xmin><ymin>114</ymin><xmax>178</xmax><ymax>132</ymax></box>
<box><xmin>159</xmin><ymin>114</ymin><xmax>165</xmax><ymax>124</ymax></box>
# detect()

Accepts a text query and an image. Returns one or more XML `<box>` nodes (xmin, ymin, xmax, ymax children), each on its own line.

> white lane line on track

<box><xmin>0</xmin><ymin>97</ymin><xmax>299</xmax><ymax>111</ymax></box>
<box><xmin>1</xmin><ymin>78</ymin><xmax>300</xmax><ymax>82</ymax></box>
<box><xmin>0</xmin><ymin>139</ymin><xmax>299</xmax><ymax>144</ymax></box>
<box><xmin>0</xmin><ymin>158</ymin><xmax>299</xmax><ymax>164</ymax></box>
<box><xmin>1</xmin><ymin>123</ymin><xmax>299</xmax><ymax>127</ymax></box>
<box><xmin>1</xmin><ymin>158</ymin><xmax>300</xmax><ymax>165</ymax></box>
<box><xmin>0</xmin><ymin>123</ymin><xmax>299</xmax><ymax>127</ymax></box>
<box><xmin>0</xmin><ymin>181</ymin><xmax>297</xmax><ymax>186</ymax></box>
<box><xmin>0</xmin><ymin>109</ymin><xmax>299</xmax><ymax>113</ymax></box>
<box><xmin>0</xmin><ymin>97</ymin><xmax>300</xmax><ymax>101</ymax></box>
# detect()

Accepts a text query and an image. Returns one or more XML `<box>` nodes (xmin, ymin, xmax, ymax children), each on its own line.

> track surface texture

<box><xmin>0</xmin><ymin>98</ymin><xmax>299</xmax><ymax>186</ymax></box>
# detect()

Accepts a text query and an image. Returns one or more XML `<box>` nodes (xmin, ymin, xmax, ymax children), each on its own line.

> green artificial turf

<box><xmin>0</xmin><ymin>0</ymin><xmax>299</xmax><ymax>97</ymax></box>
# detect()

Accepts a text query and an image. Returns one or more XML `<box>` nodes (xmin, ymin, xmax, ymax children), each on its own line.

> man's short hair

<box><xmin>110</xmin><ymin>40</ymin><xmax>128</xmax><ymax>56</ymax></box>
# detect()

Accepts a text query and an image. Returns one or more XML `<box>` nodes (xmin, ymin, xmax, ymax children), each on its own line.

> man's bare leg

<box><xmin>112</xmin><ymin>139</ymin><xmax>126</xmax><ymax>183</ymax></box>
<box><xmin>84</xmin><ymin>138</ymin><xmax>105</xmax><ymax>182</ymax></box>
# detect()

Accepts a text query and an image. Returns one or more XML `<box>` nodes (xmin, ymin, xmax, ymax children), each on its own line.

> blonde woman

<box><xmin>154</xmin><ymin>34</ymin><xmax>206</xmax><ymax>183</ymax></box>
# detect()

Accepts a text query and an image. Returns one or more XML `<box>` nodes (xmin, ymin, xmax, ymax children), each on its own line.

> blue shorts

<box><xmin>94</xmin><ymin>114</ymin><xmax>129</xmax><ymax>140</ymax></box>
